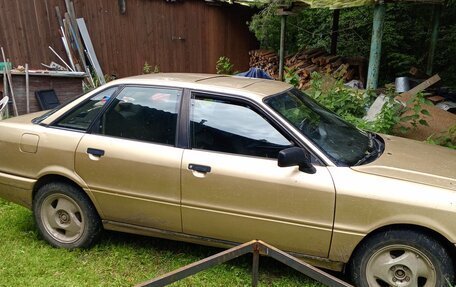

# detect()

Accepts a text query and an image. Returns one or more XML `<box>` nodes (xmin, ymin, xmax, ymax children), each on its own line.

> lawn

<box><xmin>0</xmin><ymin>198</ymin><xmax>324</xmax><ymax>287</ymax></box>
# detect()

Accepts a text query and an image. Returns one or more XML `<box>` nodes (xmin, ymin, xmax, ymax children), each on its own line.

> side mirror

<box><xmin>278</xmin><ymin>147</ymin><xmax>316</xmax><ymax>174</ymax></box>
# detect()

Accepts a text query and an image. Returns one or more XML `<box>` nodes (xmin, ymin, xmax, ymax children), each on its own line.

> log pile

<box><xmin>249</xmin><ymin>48</ymin><xmax>363</xmax><ymax>89</ymax></box>
<box><xmin>248</xmin><ymin>50</ymin><xmax>279</xmax><ymax>77</ymax></box>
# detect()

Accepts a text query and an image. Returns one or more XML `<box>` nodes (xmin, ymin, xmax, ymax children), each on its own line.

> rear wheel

<box><xmin>33</xmin><ymin>182</ymin><xmax>102</xmax><ymax>248</ymax></box>
<box><xmin>348</xmin><ymin>229</ymin><xmax>454</xmax><ymax>287</ymax></box>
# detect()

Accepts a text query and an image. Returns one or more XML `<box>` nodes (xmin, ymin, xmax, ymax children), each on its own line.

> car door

<box><xmin>181</xmin><ymin>93</ymin><xmax>336</xmax><ymax>257</ymax></box>
<box><xmin>74</xmin><ymin>85</ymin><xmax>184</xmax><ymax>232</ymax></box>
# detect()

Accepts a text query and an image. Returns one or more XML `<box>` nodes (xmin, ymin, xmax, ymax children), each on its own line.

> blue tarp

<box><xmin>236</xmin><ymin>67</ymin><xmax>273</xmax><ymax>80</ymax></box>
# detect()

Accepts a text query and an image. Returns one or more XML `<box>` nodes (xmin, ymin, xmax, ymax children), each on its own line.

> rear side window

<box><xmin>190</xmin><ymin>95</ymin><xmax>293</xmax><ymax>158</ymax></box>
<box><xmin>96</xmin><ymin>86</ymin><xmax>181</xmax><ymax>145</ymax></box>
<box><xmin>55</xmin><ymin>87</ymin><xmax>117</xmax><ymax>131</ymax></box>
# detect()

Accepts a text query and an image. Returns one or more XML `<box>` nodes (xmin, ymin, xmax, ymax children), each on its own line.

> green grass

<box><xmin>0</xmin><ymin>198</ymin><xmax>324</xmax><ymax>287</ymax></box>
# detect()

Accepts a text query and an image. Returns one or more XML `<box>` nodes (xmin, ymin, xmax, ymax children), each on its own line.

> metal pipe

<box><xmin>136</xmin><ymin>240</ymin><xmax>354</xmax><ymax>287</ymax></box>
<box><xmin>426</xmin><ymin>5</ymin><xmax>441</xmax><ymax>75</ymax></box>
<box><xmin>366</xmin><ymin>3</ymin><xmax>386</xmax><ymax>90</ymax></box>
<box><xmin>278</xmin><ymin>15</ymin><xmax>286</xmax><ymax>81</ymax></box>
<box><xmin>252</xmin><ymin>245</ymin><xmax>260</xmax><ymax>287</ymax></box>
<box><xmin>3</xmin><ymin>69</ymin><xmax>9</xmax><ymax>118</ymax></box>
<box><xmin>330</xmin><ymin>9</ymin><xmax>340</xmax><ymax>55</ymax></box>
<box><xmin>25</xmin><ymin>63</ymin><xmax>30</xmax><ymax>114</ymax></box>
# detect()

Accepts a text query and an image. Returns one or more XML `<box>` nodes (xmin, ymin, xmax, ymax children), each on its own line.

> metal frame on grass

<box><xmin>135</xmin><ymin>240</ymin><xmax>353</xmax><ymax>287</ymax></box>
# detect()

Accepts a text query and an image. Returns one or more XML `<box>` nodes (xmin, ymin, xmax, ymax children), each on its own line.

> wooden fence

<box><xmin>0</xmin><ymin>0</ymin><xmax>258</xmax><ymax>78</ymax></box>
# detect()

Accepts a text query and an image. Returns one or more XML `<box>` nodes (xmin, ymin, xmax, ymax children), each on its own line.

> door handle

<box><xmin>87</xmin><ymin>148</ymin><xmax>105</xmax><ymax>157</ymax></box>
<box><xmin>188</xmin><ymin>164</ymin><xmax>211</xmax><ymax>173</ymax></box>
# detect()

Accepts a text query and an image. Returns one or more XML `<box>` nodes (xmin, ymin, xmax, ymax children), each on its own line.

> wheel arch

<box><xmin>32</xmin><ymin>173</ymin><xmax>104</xmax><ymax>219</ymax></box>
<box><xmin>33</xmin><ymin>174</ymin><xmax>81</xmax><ymax>199</ymax></box>
<box><xmin>347</xmin><ymin>223</ymin><xmax>456</xmax><ymax>269</ymax></box>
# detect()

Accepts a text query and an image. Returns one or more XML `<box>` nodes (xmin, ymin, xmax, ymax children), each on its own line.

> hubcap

<box><xmin>366</xmin><ymin>244</ymin><xmax>436</xmax><ymax>287</ymax></box>
<box><xmin>40</xmin><ymin>193</ymin><xmax>85</xmax><ymax>243</ymax></box>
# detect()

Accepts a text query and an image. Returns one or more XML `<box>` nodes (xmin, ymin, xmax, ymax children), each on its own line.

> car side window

<box><xmin>191</xmin><ymin>95</ymin><xmax>293</xmax><ymax>158</ymax></box>
<box><xmin>97</xmin><ymin>86</ymin><xmax>181</xmax><ymax>145</ymax></box>
<box><xmin>55</xmin><ymin>87</ymin><xmax>117</xmax><ymax>131</ymax></box>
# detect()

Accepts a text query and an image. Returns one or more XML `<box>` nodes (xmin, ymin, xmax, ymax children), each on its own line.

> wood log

<box><xmin>323</xmin><ymin>55</ymin><xmax>340</xmax><ymax>65</ymax></box>
<box><xmin>331</xmin><ymin>58</ymin><xmax>344</xmax><ymax>69</ymax></box>
<box><xmin>249</xmin><ymin>47</ymin><xmax>362</xmax><ymax>87</ymax></box>
<box><xmin>306</xmin><ymin>50</ymin><xmax>326</xmax><ymax>60</ymax></box>
<box><xmin>302</xmin><ymin>47</ymin><xmax>325</xmax><ymax>56</ymax></box>
<box><xmin>302</xmin><ymin>65</ymin><xmax>318</xmax><ymax>79</ymax></box>
<box><xmin>333</xmin><ymin>64</ymin><xmax>349</xmax><ymax>78</ymax></box>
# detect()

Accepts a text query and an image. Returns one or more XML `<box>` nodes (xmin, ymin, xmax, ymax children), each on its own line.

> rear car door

<box><xmin>74</xmin><ymin>86</ymin><xmax>183</xmax><ymax>232</ymax></box>
<box><xmin>181</xmin><ymin>93</ymin><xmax>336</xmax><ymax>257</ymax></box>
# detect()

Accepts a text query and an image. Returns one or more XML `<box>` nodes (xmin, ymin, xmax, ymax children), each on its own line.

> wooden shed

<box><xmin>0</xmin><ymin>0</ymin><xmax>258</xmax><ymax>78</ymax></box>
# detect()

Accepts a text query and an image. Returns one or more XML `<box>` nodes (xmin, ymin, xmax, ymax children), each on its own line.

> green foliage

<box><xmin>216</xmin><ymin>56</ymin><xmax>235</xmax><ymax>75</ymax></box>
<box><xmin>284</xmin><ymin>67</ymin><xmax>300</xmax><ymax>87</ymax></box>
<box><xmin>348</xmin><ymin>88</ymin><xmax>403</xmax><ymax>135</ymax></box>
<box><xmin>248</xmin><ymin>3</ymin><xmax>456</xmax><ymax>88</ymax></box>
<box><xmin>399</xmin><ymin>92</ymin><xmax>432</xmax><ymax>133</ymax></box>
<box><xmin>249</xmin><ymin>3</ymin><xmax>319</xmax><ymax>53</ymax></box>
<box><xmin>307</xmin><ymin>72</ymin><xmax>431</xmax><ymax>135</ymax></box>
<box><xmin>308</xmin><ymin>72</ymin><xmax>366</xmax><ymax>119</ymax></box>
<box><xmin>143</xmin><ymin>62</ymin><xmax>152</xmax><ymax>74</ymax></box>
<box><xmin>427</xmin><ymin>124</ymin><xmax>456</xmax><ymax>149</ymax></box>
<box><xmin>143</xmin><ymin>62</ymin><xmax>160</xmax><ymax>74</ymax></box>
<box><xmin>84</xmin><ymin>74</ymin><xmax>115</xmax><ymax>93</ymax></box>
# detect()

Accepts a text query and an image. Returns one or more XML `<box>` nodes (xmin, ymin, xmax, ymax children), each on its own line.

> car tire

<box><xmin>348</xmin><ymin>229</ymin><xmax>454</xmax><ymax>287</ymax></box>
<box><xmin>33</xmin><ymin>182</ymin><xmax>102</xmax><ymax>249</ymax></box>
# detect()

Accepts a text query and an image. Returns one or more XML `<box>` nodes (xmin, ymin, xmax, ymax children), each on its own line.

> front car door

<box><xmin>73</xmin><ymin>85</ymin><xmax>184</xmax><ymax>232</ymax></box>
<box><xmin>181</xmin><ymin>92</ymin><xmax>336</xmax><ymax>257</ymax></box>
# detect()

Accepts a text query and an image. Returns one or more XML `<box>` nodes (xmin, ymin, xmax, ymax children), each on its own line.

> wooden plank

<box><xmin>44</xmin><ymin>0</ymin><xmax>64</xmax><ymax>65</ymax></box>
<box><xmin>1</xmin><ymin>47</ymin><xmax>18</xmax><ymax>116</ymax></box>
<box><xmin>398</xmin><ymin>74</ymin><xmax>441</xmax><ymax>102</ymax></box>
<box><xmin>55</xmin><ymin>6</ymin><xmax>64</xmax><ymax>29</ymax></box>
<box><xmin>77</xmin><ymin>18</ymin><xmax>105</xmax><ymax>84</ymax></box>
<box><xmin>4</xmin><ymin>0</ymin><xmax>23</xmax><ymax>65</ymax></box>
<box><xmin>64</xmin><ymin>12</ymin><xmax>81</xmax><ymax>71</ymax></box>
<box><xmin>65</xmin><ymin>0</ymin><xmax>88</xmax><ymax>72</ymax></box>
<box><xmin>16</xmin><ymin>0</ymin><xmax>33</xmax><ymax>65</ymax></box>
<box><xmin>2</xmin><ymin>69</ymin><xmax>7</xmax><ymax>98</ymax></box>
<box><xmin>25</xmin><ymin>63</ymin><xmax>30</xmax><ymax>114</ymax></box>
<box><xmin>34</xmin><ymin>0</ymin><xmax>52</xmax><ymax>64</ymax></box>
<box><xmin>2</xmin><ymin>69</ymin><xmax>9</xmax><ymax>120</ymax></box>
<box><xmin>10</xmin><ymin>70</ymin><xmax>85</xmax><ymax>78</ymax></box>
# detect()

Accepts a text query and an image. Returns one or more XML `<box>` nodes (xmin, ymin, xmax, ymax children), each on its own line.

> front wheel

<box><xmin>33</xmin><ymin>182</ymin><xmax>102</xmax><ymax>248</ymax></box>
<box><xmin>348</xmin><ymin>229</ymin><xmax>454</xmax><ymax>287</ymax></box>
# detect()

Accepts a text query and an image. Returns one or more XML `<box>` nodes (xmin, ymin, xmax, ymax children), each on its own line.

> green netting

<box><xmin>234</xmin><ymin>0</ymin><xmax>375</xmax><ymax>9</ymax></box>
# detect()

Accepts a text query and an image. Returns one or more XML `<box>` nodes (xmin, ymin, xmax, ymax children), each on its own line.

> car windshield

<box><xmin>264</xmin><ymin>88</ymin><xmax>382</xmax><ymax>166</ymax></box>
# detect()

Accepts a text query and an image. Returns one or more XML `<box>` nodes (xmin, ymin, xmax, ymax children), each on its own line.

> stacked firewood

<box><xmin>248</xmin><ymin>50</ymin><xmax>279</xmax><ymax>77</ymax></box>
<box><xmin>249</xmin><ymin>47</ymin><xmax>360</xmax><ymax>89</ymax></box>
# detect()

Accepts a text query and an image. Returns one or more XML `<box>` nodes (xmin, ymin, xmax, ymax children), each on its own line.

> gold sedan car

<box><xmin>0</xmin><ymin>74</ymin><xmax>455</xmax><ymax>286</ymax></box>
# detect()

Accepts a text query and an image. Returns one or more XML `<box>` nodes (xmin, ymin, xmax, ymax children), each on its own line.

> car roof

<box><xmin>108</xmin><ymin>73</ymin><xmax>292</xmax><ymax>99</ymax></box>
